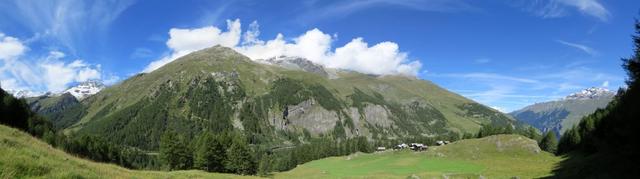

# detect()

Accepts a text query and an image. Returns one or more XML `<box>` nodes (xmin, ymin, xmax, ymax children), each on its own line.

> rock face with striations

<box><xmin>44</xmin><ymin>45</ymin><xmax>518</xmax><ymax>150</ymax></box>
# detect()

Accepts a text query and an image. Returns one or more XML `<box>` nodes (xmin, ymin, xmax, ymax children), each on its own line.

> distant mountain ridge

<box><xmin>564</xmin><ymin>87</ymin><xmax>613</xmax><ymax>100</ymax></box>
<box><xmin>4</xmin><ymin>80</ymin><xmax>105</xmax><ymax>100</ymax></box>
<box><xmin>510</xmin><ymin>87</ymin><xmax>614</xmax><ymax>137</ymax></box>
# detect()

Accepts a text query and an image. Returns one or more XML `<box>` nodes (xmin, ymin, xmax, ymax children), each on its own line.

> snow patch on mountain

<box><xmin>6</xmin><ymin>89</ymin><xmax>44</xmax><ymax>98</ymax></box>
<box><xmin>257</xmin><ymin>56</ymin><xmax>334</xmax><ymax>78</ymax></box>
<box><xmin>564</xmin><ymin>87</ymin><xmax>614</xmax><ymax>100</ymax></box>
<box><xmin>64</xmin><ymin>80</ymin><xmax>105</xmax><ymax>100</ymax></box>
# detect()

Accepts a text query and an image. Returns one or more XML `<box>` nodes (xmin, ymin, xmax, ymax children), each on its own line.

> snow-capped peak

<box><xmin>65</xmin><ymin>80</ymin><xmax>105</xmax><ymax>100</ymax></box>
<box><xmin>257</xmin><ymin>56</ymin><xmax>330</xmax><ymax>77</ymax></box>
<box><xmin>564</xmin><ymin>87</ymin><xmax>614</xmax><ymax>100</ymax></box>
<box><xmin>5</xmin><ymin>89</ymin><xmax>44</xmax><ymax>98</ymax></box>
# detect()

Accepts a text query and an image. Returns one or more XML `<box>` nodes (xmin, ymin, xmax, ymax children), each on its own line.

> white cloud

<box><xmin>490</xmin><ymin>106</ymin><xmax>507</xmax><ymax>113</ymax></box>
<box><xmin>513</xmin><ymin>0</ymin><xmax>610</xmax><ymax>21</ymax></box>
<box><xmin>146</xmin><ymin>19</ymin><xmax>422</xmax><ymax>76</ymax></box>
<box><xmin>430</xmin><ymin>63</ymin><xmax>623</xmax><ymax>112</ymax></box>
<box><xmin>556</xmin><ymin>0</ymin><xmax>609</xmax><ymax>21</ymax></box>
<box><xmin>143</xmin><ymin>19</ymin><xmax>242</xmax><ymax>72</ymax></box>
<box><xmin>0</xmin><ymin>0</ymin><xmax>135</xmax><ymax>53</ymax></box>
<box><xmin>0</xmin><ymin>33</ymin><xmax>105</xmax><ymax>93</ymax></box>
<box><xmin>298</xmin><ymin>0</ymin><xmax>478</xmax><ymax>22</ymax></box>
<box><xmin>437</xmin><ymin>72</ymin><xmax>539</xmax><ymax>83</ymax></box>
<box><xmin>0</xmin><ymin>33</ymin><xmax>27</xmax><ymax>60</ymax></box>
<box><xmin>557</xmin><ymin>40</ymin><xmax>597</xmax><ymax>55</ymax></box>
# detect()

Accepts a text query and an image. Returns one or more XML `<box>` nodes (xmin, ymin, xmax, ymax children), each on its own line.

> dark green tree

<box><xmin>557</xmin><ymin>126</ymin><xmax>581</xmax><ymax>154</ymax></box>
<box><xmin>194</xmin><ymin>132</ymin><xmax>226</xmax><ymax>172</ymax></box>
<box><xmin>539</xmin><ymin>131</ymin><xmax>558</xmax><ymax>153</ymax></box>
<box><xmin>257</xmin><ymin>154</ymin><xmax>272</xmax><ymax>176</ymax></box>
<box><xmin>225</xmin><ymin>136</ymin><xmax>256</xmax><ymax>175</ymax></box>
<box><xmin>159</xmin><ymin>130</ymin><xmax>193</xmax><ymax>170</ymax></box>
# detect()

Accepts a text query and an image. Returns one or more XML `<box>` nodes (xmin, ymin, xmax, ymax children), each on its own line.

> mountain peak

<box><xmin>258</xmin><ymin>56</ymin><xmax>330</xmax><ymax>77</ymax></box>
<box><xmin>564</xmin><ymin>87</ymin><xmax>614</xmax><ymax>100</ymax></box>
<box><xmin>65</xmin><ymin>80</ymin><xmax>106</xmax><ymax>100</ymax></box>
<box><xmin>5</xmin><ymin>89</ymin><xmax>44</xmax><ymax>98</ymax></box>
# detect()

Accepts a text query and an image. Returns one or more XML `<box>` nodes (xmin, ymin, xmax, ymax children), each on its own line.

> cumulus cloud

<box><xmin>146</xmin><ymin>19</ymin><xmax>422</xmax><ymax>76</ymax></box>
<box><xmin>143</xmin><ymin>19</ymin><xmax>242</xmax><ymax>72</ymax></box>
<box><xmin>0</xmin><ymin>33</ymin><xmax>105</xmax><ymax>93</ymax></box>
<box><xmin>0</xmin><ymin>33</ymin><xmax>27</xmax><ymax>60</ymax></box>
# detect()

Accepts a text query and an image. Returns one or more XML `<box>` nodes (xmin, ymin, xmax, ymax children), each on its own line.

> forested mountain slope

<box><xmin>43</xmin><ymin>46</ymin><xmax>518</xmax><ymax>151</ymax></box>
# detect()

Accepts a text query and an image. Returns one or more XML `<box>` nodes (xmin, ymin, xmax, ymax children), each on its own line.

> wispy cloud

<box><xmin>511</xmin><ymin>0</ymin><xmax>610</xmax><ymax>21</ymax></box>
<box><xmin>297</xmin><ymin>0</ymin><xmax>478</xmax><ymax>23</ymax></box>
<box><xmin>0</xmin><ymin>0</ymin><xmax>135</xmax><ymax>55</ymax></box>
<box><xmin>436</xmin><ymin>72</ymin><xmax>539</xmax><ymax>83</ymax></box>
<box><xmin>430</xmin><ymin>64</ymin><xmax>623</xmax><ymax>112</ymax></box>
<box><xmin>0</xmin><ymin>33</ymin><xmax>108</xmax><ymax>93</ymax></box>
<box><xmin>474</xmin><ymin>58</ymin><xmax>491</xmax><ymax>64</ymax></box>
<box><xmin>556</xmin><ymin>40</ymin><xmax>597</xmax><ymax>55</ymax></box>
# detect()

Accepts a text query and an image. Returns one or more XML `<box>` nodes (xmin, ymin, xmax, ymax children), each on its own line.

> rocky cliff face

<box><xmin>45</xmin><ymin>46</ymin><xmax>517</xmax><ymax>150</ymax></box>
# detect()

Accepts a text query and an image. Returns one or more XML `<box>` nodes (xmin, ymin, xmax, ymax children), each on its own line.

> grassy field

<box><xmin>0</xmin><ymin>124</ymin><xmax>560</xmax><ymax>179</ymax></box>
<box><xmin>0</xmin><ymin>125</ymin><xmax>258</xmax><ymax>179</ymax></box>
<box><xmin>276</xmin><ymin>135</ymin><xmax>561</xmax><ymax>179</ymax></box>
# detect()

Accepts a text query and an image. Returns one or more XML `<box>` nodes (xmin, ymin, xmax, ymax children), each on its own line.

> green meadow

<box><xmin>0</xmin><ymin>124</ymin><xmax>560</xmax><ymax>179</ymax></box>
<box><xmin>276</xmin><ymin>135</ymin><xmax>561</xmax><ymax>179</ymax></box>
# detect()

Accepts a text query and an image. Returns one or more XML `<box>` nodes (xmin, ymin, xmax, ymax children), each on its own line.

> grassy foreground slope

<box><xmin>0</xmin><ymin>124</ymin><xmax>257</xmax><ymax>179</ymax></box>
<box><xmin>276</xmin><ymin>135</ymin><xmax>561</xmax><ymax>179</ymax></box>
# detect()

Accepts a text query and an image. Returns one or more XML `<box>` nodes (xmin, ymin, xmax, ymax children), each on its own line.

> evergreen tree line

<box><xmin>158</xmin><ymin>130</ymin><xmax>256</xmax><ymax>174</ymax></box>
<box><xmin>549</xmin><ymin>18</ymin><xmax>640</xmax><ymax>178</ymax></box>
<box><xmin>0</xmin><ymin>87</ymin><xmax>158</xmax><ymax>170</ymax></box>
<box><xmin>158</xmin><ymin>129</ymin><xmax>375</xmax><ymax>176</ymax></box>
<box><xmin>0</xmin><ymin>88</ymin><xmax>53</xmax><ymax>138</ymax></box>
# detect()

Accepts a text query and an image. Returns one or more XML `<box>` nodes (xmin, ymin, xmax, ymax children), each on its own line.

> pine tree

<box><xmin>539</xmin><ymin>131</ymin><xmax>558</xmax><ymax>154</ymax></box>
<box><xmin>159</xmin><ymin>130</ymin><xmax>193</xmax><ymax>170</ymax></box>
<box><xmin>194</xmin><ymin>132</ymin><xmax>226</xmax><ymax>172</ymax></box>
<box><xmin>225</xmin><ymin>136</ymin><xmax>256</xmax><ymax>175</ymax></box>
<box><xmin>257</xmin><ymin>155</ymin><xmax>272</xmax><ymax>176</ymax></box>
<box><xmin>558</xmin><ymin>127</ymin><xmax>581</xmax><ymax>154</ymax></box>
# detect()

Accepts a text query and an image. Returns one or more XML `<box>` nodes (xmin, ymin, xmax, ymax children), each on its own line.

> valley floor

<box><xmin>0</xmin><ymin>124</ymin><xmax>561</xmax><ymax>179</ymax></box>
<box><xmin>276</xmin><ymin>135</ymin><xmax>561</xmax><ymax>179</ymax></box>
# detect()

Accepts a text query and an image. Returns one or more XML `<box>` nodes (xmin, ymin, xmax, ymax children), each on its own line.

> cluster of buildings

<box><xmin>376</xmin><ymin>140</ymin><xmax>451</xmax><ymax>152</ymax></box>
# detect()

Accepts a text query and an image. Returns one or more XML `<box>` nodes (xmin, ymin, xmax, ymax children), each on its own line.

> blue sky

<box><xmin>0</xmin><ymin>0</ymin><xmax>639</xmax><ymax>112</ymax></box>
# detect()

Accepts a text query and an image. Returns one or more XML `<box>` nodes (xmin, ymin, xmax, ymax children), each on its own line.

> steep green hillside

<box><xmin>50</xmin><ymin>45</ymin><xmax>517</xmax><ymax>151</ymax></box>
<box><xmin>510</xmin><ymin>87</ymin><xmax>613</xmax><ymax>136</ymax></box>
<box><xmin>26</xmin><ymin>93</ymin><xmax>84</xmax><ymax>130</ymax></box>
<box><xmin>0</xmin><ymin>124</ymin><xmax>257</xmax><ymax>179</ymax></box>
<box><xmin>276</xmin><ymin>134</ymin><xmax>561</xmax><ymax>178</ymax></box>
